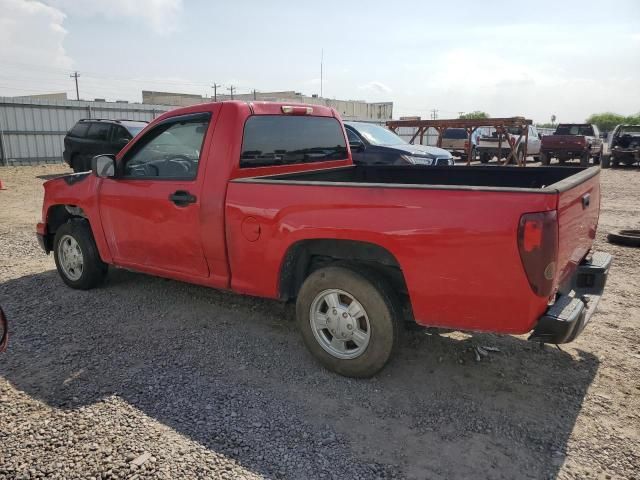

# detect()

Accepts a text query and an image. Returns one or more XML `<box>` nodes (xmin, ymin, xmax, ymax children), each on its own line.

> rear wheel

<box><xmin>580</xmin><ymin>152</ymin><xmax>590</xmax><ymax>167</ymax></box>
<box><xmin>540</xmin><ymin>152</ymin><xmax>551</xmax><ymax>165</ymax></box>
<box><xmin>296</xmin><ymin>266</ymin><xmax>401</xmax><ymax>378</ymax></box>
<box><xmin>53</xmin><ymin>220</ymin><xmax>108</xmax><ymax>289</ymax></box>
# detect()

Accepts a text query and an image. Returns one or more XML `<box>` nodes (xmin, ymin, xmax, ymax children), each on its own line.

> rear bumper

<box><xmin>529</xmin><ymin>251</ymin><xmax>612</xmax><ymax>344</ymax></box>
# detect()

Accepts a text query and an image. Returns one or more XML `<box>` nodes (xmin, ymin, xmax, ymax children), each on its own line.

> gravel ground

<box><xmin>0</xmin><ymin>163</ymin><xmax>639</xmax><ymax>480</ymax></box>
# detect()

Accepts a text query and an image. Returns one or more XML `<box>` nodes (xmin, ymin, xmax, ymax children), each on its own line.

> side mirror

<box><xmin>349</xmin><ymin>140</ymin><xmax>364</xmax><ymax>152</ymax></box>
<box><xmin>92</xmin><ymin>155</ymin><xmax>116</xmax><ymax>178</ymax></box>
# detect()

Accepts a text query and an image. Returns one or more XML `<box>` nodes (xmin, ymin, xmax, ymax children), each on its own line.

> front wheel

<box><xmin>54</xmin><ymin>220</ymin><xmax>108</xmax><ymax>289</ymax></box>
<box><xmin>296</xmin><ymin>266</ymin><xmax>401</xmax><ymax>378</ymax></box>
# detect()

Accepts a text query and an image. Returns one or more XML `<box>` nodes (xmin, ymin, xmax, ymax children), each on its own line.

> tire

<box><xmin>540</xmin><ymin>152</ymin><xmax>551</xmax><ymax>165</ymax></box>
<box><xmin>70</xmin><ymin>154</ymin><xmax>82</xmax><ymax>173</ymax></box>
<box><xmin>580</xmin><ymin>152</ymin><xmax>590</xmax><ymax>167</ymax></box>
<box><xmin>296</xmin><ymin>265</ymin><xmax>402</xmax><ymax>378</ymax></box>
<box><xmin>53</xmin><ymin>219</ymin><xmax>108</xmax><ymax>289</ymax></box>
<box><xmin>612</xmin><ymin>157</ymin><xmax>620</xmax><ymax>167</ymax></box>
<box><xmin>480</xmin><ymin>152</ymin><xmax>489</xmax><ymax>164</ymax></box>
<box><xmin>607</xmin><ymin>230</ymin><xmax>640</xmax><ymax>248</ymax></box>
<box><xmin>601</xmin><ymin>154</ymin><xmax>611</xmax><ymax>169</ymax></box>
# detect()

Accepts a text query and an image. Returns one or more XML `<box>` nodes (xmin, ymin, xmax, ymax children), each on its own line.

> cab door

<box><xmin>528</xmin><ymin>126</ymin><xmax>541</xmax><ymax>155</ymax></box>
<box><xmin>97</xmin><ymin>112</ymin><xmax>213</xmax><ymax>278</ymax></box>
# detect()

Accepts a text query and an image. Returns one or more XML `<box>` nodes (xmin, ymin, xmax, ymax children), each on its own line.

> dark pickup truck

<box><xmin>37</xmin><ymin>101</ymin><xmax>612</xmax><ymax>377</ymax></box>
<box><xmin>603</xmin><ymin>124</ymin><xmax>640</xmax><ymax>168</ymax></box>
<box><xmin>540</xmin><ymin>123</ymin><xmax>603</xmax><ymax>166</ymax></box>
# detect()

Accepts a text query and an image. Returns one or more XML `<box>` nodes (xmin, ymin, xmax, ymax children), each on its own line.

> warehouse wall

<box><xmin>0</xmin><ymin>97</ymin><xmax>171</xmax><ymax>165</ymax></box>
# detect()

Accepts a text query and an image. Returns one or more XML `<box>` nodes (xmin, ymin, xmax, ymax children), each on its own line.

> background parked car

<box><xmin>540</xmin><ymin>123</ymin><xmax>603</xmax><ymax>166</ymax></box>
<box><xmin>63</xmin><ymin>119</ymin><xmax>148</xmax><ymax>172</ymax></box>
<box><xmin>440</xmin><ymin>128</ymin><xmax>482</xmax><ymax>161</ymax></box>
<box><xmin>476</xmin><ymin>125</ymin><xmax>542</xmax><ymax>164</ymax></box>
<box><xmin>602</xmin><ymin>124</ymin><xmax>640</xmax><ymax>168</ymax></box>
<box><xmin>344</xmin><ymin>122</ymin><xmax>454</xmax><ymax>166</ymax></box>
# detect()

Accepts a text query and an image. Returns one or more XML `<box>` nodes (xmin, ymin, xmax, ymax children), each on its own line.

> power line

<box><xmin>70</xmin><ymin>71</ymin><xmax>80</xmax><ymax>100</ymax></box>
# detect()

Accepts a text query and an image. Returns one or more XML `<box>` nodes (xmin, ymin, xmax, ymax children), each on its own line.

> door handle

<box><xmin>169</xmin><ymin>190</ymin><xmax>197</xmax><ymax>207</ymax></box>
<box><xmin>582</xmin><ymin>193</ymin><xmax>591</xmax><ymax>209</ymax></box>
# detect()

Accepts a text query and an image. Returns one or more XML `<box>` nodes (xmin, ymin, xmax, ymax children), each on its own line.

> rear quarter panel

<box><xmin>556</xmin><ymin>171</ymin><xmax>600</xmax><ymax>287</ymax></box>
<box><xmin>225</xmin><ymin>182</ymin><xmax>558</xmax><ymax>334</ymax></box>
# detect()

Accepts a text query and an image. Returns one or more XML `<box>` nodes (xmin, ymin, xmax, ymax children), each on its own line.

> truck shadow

<box><xmin>0</xmin><ymin>269</ymin><xmax>599</xmax><ymax>479</ymax></box>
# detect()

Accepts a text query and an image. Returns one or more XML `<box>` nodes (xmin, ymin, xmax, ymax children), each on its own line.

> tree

<box><xmin>586</xmin><ymin>113</ymin><xmax>626</xmax><ymax>132</ymax></box>
<box><xmin>459</xmin><ymin>111</ymin><xmax>489</xmax><ymax>120</ymax></box>
<box><xmin>585</xmin><ymin>112</ymin><xmax>640</xmax><ymax>132</ymax></box>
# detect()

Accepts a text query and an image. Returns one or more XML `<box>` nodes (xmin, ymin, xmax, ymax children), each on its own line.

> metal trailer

<box><xmin>0</xmin><ymin>97</ymin><xmax>172</xmax><ymax>166</ymax></box>
<box><xmin>387</xmin><ymin>117</ymin><xmax>533</xmax><ymax>167</ymax></box>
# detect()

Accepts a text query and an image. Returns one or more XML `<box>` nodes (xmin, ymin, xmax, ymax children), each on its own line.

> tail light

<box><xmin>517</xmin><ymin>211</ymin><xmax>558</xmax><ymax>297</ymax></box>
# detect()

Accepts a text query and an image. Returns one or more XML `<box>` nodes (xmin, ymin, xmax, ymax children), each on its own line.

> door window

<box><xmin>112</xmin><ymin>125</ymin><xmax>132</xmax><ymax>143</ymax></box>
<box><xmin>86</xmin><ymin>123</ymin><xmax>112</xmax><ymax>141</ymax></box>
<box><xmin>346</xmin><ymin>129</ymin><xmax>361</xmax><ymax>144</ymax></box>
<box><xmin>122</xmin><ymin>113</ymin><xmax>210</xmax><ymax>179</ymax></box>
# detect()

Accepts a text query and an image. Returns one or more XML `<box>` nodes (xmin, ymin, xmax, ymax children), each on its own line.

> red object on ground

<box><xmin>0</xmin><ymin>179</ymin><xmax>6</xmax><ymax>190</ymax></box>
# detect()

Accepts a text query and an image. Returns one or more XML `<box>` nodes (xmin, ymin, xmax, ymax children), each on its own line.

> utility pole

<box><xmin>70</xmin><ymin>71</ymin><xmax>80</xmax><ymax>100</ymax></box>
<box><xmin>430</xmin><ymin>108</ymin><xmax>438</xmax><ymax>120</ymax></box>
<box><xmin>211</xmin><ymin>83</ymin><xmax>221</xmax><ymax>102</ymax></box>
<box><xmin>252</xmin><ymin>89</ymin><xmax>257</xmax><ymax>100</ymax></box>
<box><xmin>227</xmin><ymin>85</ymin><xmax>235</xmax><ymax>100</ymax></box>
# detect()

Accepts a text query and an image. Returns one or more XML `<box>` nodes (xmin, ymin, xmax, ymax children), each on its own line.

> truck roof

<box><xmin>154</xmin><ymin>100</ymin><xmax>338</xmax><ymax>123</ymax></box>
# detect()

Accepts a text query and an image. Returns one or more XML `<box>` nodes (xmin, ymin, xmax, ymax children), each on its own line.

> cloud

<box><xmin>45</xmin><ymin>0</ymin><xmax>183</xmax><ymax>34</ymax></box>
<box><xmin>358</xmin><ymin>81</ymin><xmax>392</xmax><ymax>94</ymax></box>
<box><xmin>0</xmin><ymin>0</ymin><xmax>73</xmax><ymax>77</ymax></box>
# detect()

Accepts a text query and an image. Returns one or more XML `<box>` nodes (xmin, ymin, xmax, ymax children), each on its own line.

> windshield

<box><xmin>125</xmin><ymin>125</ymin><xmax>146</xmax><ymax>137</ymax></box>
<box><xmin>349</xmin><ymin>123</ymin><xmax>406</xmax><ymax>146</ymax></box>
<box><xmin>619</xmin><ymin>126</ymin><xmax>640</xmax><ymax>134</ymax></box>
<box><xmin>555</xmin><ymin>125</ymin><xmax>594</xmax><ymax>136</ymax></box>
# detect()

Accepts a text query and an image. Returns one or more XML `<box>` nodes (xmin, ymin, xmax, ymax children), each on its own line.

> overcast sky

<box><xmin>1</xmin><ymin>0</ymin><xmax>639</xmax><ymax>122</ymax></box>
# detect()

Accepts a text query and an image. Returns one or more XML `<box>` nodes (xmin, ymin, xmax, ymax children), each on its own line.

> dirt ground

<box><xmin>0</xmin><ymin>163</ymin><xmax>639</xmax><ymax>480</ymax></box>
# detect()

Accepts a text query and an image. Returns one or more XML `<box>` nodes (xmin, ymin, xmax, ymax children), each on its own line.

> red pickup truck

<box><xmin>37</xmin><ymin>101</ymin><xmax>611</xmax><ymax>377</ymax></box>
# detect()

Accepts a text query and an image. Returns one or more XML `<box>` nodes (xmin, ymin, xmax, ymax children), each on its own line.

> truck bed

<box><xmin>234</xmin><ymin>164</ymin><xmax>597</xmax><ymax>193</ymax></box>
<box><xmin>227</xmin><ymin>165</ymin><xmax>600</xmax><ymax>335</ymax></box>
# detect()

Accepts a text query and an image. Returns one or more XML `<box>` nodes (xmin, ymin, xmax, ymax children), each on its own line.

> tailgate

<box><xmin>555</xmin><ymin>168</ymin><xmax>600</xmax><ymax>288</ymax></box>
<box><xmin>543</xmin><ymin>135</ymin><xmax>585</xmax><ymax>150</ymax></box>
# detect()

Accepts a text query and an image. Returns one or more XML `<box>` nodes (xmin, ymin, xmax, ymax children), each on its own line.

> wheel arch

<box><xmin>44</xmin><ymin>204</ymin><xmax>90</xmax><ymax>250</ymax></box>
<box><xmin>278</xmin><ymin>239</ymin><xmax>409</xmax><ymax>303</ymax></box>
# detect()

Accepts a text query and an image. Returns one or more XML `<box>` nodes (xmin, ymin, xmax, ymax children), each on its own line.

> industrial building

<box><xmin>142</xmin><ymin>90</ymin><xmax>393</xmax><ymax>121</ymax></box>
